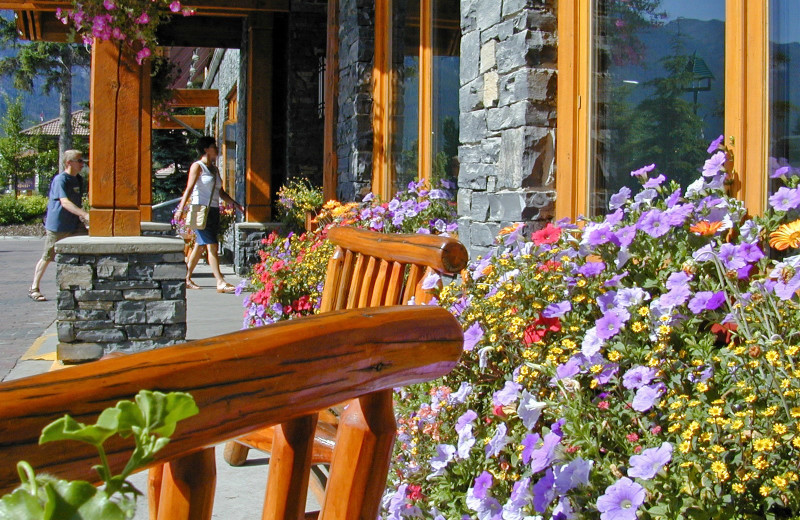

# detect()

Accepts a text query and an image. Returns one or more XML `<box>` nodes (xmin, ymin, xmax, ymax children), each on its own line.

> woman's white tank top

<box><xmin>190</xmin><ymin>161</ymin><xmax>221</xmax><ymax>208</ymax></box>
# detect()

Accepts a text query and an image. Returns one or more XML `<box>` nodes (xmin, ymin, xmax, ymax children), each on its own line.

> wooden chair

<box><xmin>0</xmin><ymin>305</ymin><xmax>463</xmax><ymax>520</ymax></box>
<box><xmin>222</xmin><ymin>227</ymin><xmax>469</xmax><ymax>500</ymax></box>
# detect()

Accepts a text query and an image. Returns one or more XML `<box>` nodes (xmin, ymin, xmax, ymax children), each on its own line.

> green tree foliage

<box><xmin>0</xmin><ymin>19</ymin><xmax>90</xmax><ymax>168</ymax></box>
<box><xmin>0</xmin><ymin>97</ymin><xmax>36</xmax><ymax>197</ymax></box>
<box><xmin>151</xmin><ymin>130</ymin><xmax>195</xmax><ymax>203</ymax></box>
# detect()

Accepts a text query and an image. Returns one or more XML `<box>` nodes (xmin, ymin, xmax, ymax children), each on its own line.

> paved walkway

<box><xmin>0</xmin><ymin>238</ymin><xmax>320</xmax><ymax>518</ymax></box>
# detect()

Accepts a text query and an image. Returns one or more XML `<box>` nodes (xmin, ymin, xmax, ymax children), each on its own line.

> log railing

<box><xmin>0</xmin><ymin>306</ymin><xmax>463</xmax><ymax>519</ymax></box>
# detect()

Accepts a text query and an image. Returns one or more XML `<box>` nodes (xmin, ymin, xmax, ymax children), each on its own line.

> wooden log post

<box><xmin>89</xmin><ymin>40</ymin><xmax>150</xmax><ymax>236</ymax></box>
<box><xmin>156</xmin><ymin>447</ymin><xmax>217</xmax><ymax>520</ymax></box>
<box><xmin>245</xmin><ymin>13</ymin><xmax>273</xmax><ymax>222</ymax></box>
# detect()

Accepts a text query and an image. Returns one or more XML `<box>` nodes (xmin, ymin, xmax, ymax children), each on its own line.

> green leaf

<box><xmin>42</xmin><ymin>480</ymin><xmax>127</xmax><ymax>520</ymax></box>
<box><xmin>0</xmin><ymin>488</ymin><xmax>44</xmax><ymax>519</ymax></box>
<box><xmin>134</xmin><ymin>391</ymin><xmax>198</xmax><ymax>437</ymax></box>
<box><xmin>39</xmin><ymin>414</ymin><xmax>117</xmax><ymax>448</ymax></box>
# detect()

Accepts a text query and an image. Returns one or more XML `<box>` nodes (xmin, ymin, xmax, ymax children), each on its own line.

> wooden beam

<box><xmin>168</xmin><ymin>89</ymin><xmax>219</xmax><ymax>108</ymax></box>
<box><xmin>322</xmin><ymin>0</ymin><xmax>339</xmax><ymax>202</ymax></box>
<box><xmin>0</xmin><ymin>0</ymin><xmax>289</xmax><ymax>12</ymax></box>
<box><xmin>372</xmin><ymin>0</ymin><xmax>392</xmax><ymax>199</ymax></box>
<box><xmin>140</xmin><ymin>60</ymin><xmax>153</xmax><ymax>222</ymax></box>
<box><xmin>245</xmin><ymin>14</ymin><xmax>273</xmax><ymax>222</ymax></box>
<box><xmin>418</xmin><ymin>0</ymin><xmax>432</xmax><ymax>183</ymax></box>
<box><xmin>153</xmin><ymin>114</ymin><xmax>207</xmax><ymax>130</ymax></box>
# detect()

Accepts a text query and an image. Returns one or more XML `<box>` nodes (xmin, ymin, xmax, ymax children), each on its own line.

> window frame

<box><xmin>555</xmin><ymin>0</ymin><xmax>770</xmax><ymax>220</ymax></box>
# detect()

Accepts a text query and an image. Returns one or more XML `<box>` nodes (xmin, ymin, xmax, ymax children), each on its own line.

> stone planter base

<box><xmin>55</xmin><ymin>236</ymin><xmax>187</xmax><ymax>362</ymax></box>
<box><xmin>234</xmin><ymin>222</ymin><xmax>284</xmax><ymax>276</ymax></box>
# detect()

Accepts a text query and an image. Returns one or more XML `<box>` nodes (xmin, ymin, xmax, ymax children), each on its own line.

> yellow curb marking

<box><xmin>21</xmin><ymin>333</ymin><xmax>57</xmax><ymax>360</ymax></box>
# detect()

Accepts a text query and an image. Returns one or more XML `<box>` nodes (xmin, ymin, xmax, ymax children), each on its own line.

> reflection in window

<box><xmin>432</xmin><ymin>0</ymin><xmax>460</xmax><ymax>188</ymax></box>
<box><xmin>590</xmin><ymin>0</ymin><xmax>726</xmax><ymax>215</ymax></box>
<box><xmin>769</xmin><ymin>0</ymin><xmax>800</xmax><ymax>189</ymax></box>
<box><xmin>391</xmin><ymin>0</ymin><xmax>421</xmax><ymax>193</ymax></box>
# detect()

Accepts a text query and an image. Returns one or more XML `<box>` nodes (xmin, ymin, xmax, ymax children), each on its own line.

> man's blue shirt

<box><xmin>44</xmin><ymin>172</ymin><xmax>83</xmax><ymax>232</ymax></box>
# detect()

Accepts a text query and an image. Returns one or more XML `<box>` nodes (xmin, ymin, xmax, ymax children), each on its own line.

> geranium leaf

<box><xmin>0</xmin><ymin>488</ymin><xmax>44</xmax><ymax>519</ymax></box>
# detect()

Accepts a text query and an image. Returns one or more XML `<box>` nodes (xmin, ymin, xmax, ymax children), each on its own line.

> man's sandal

<box><xmin>28</xmin><ymin>289</ymin><xmax>47</xmax><ymax>302</ymax></box>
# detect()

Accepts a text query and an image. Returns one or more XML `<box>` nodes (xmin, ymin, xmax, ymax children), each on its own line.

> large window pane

<box><xmin>769</xmin><ymin>0</ymin><xmax>800</xmax><ymax>187</ymax></box>
<box><xmin>590</xmin><ymin>0</ymin><xmax>726</xmax><ymax>215</ymax></box>
<box><xmin>391</xmin><ymin>0</ymin><xmax>421</xmax><ymax>193</ymax></box>
<box><xmin>431</xmin><ymin>0</ymin><xmax>460</xmax><ymax>187</ymax></box>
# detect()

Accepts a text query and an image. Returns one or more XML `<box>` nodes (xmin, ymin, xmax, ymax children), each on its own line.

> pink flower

<box><xmin>136</xmin><ymin>47</ymin><xmax>151</xmax><ymax>64</ymax></box>
<box><xmin>170</xmin><ymin>1</ymin><xmax>182</xmax><ymax>12</ymax></box>
<box><xmin>111</xmin><ymin>27</ymin><xmax>125</xmax><ymax>40</ymax></box>
<box><xmin>626</xmin><ymin>433</ymin><xmax>639</xmax><ymax>443</ymax></box>
<box><xmin>650</xmin><ymin>426</ymin><xmax>662</xmax><ymax>435</ymax></box>
<box><xmin>598</xmin><ymin>401</ymin><xmax>609</xmax><ymax>410</ymax></box>
<box><xmin>103</xmin><ymin>0</ymin><xmax>116</xmax><ymax>9</ymax></box>
<box><xmin>135</xmin><ymin>12</ymin><xmax>150</xmax><ymax>24</ymax></box>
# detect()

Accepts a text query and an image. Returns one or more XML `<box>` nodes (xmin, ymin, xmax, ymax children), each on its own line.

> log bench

<box><xmin>0</xmin><ymin>305</ymin><xmax>463</xmax><ymax>519</ymax></box>
<box><xmin>221</xmin><ymin>227</ymin><xmax>469</xmax><ymax>504</ymax></box>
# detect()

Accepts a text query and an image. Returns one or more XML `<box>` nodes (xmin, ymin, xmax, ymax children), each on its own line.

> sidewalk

<box><xmin>4</xmin><ymin>261</ymin><xmax>320</xmax><ymax>519</ymax></box>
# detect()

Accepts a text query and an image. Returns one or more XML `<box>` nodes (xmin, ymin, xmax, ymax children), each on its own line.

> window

<box><xmin>769</xmin><ymin>0</ymin><xmax>800</xmax><ymax>190</ymax></box>
<box><xmin>222</xmin><ymin>87</ymin><xmax>238</xmax><ymax>196</ymax></box>
<box><xmin>373</xmin><ymin>0</ymin><xmax>460</xmax><ymax>199</ymax></box>
<box><xmin>557</xmin><ymin>1</ymin><xmax>772</xmax><ymax>219</ymax></box>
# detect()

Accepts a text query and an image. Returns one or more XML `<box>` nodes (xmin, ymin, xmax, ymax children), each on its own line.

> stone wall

<box><xmin>457</xmin><ymin>0</ymin><xmax>558</xmax><ymax>258</ymax></box>
<box><xmin>336</xmin><ymin>0</ymin><xmax>375</xmax><ymax>201</ymax></box>
<box><xmin>55</xmin><ymin>237</ymin><xmax>187</xmax><ymax>362</ymax></box>
<box><xmin>234</xmin><ymin>222</ymin><xmax>285</xmax><ymax>275</ymax></box>
<box><xmin>285</xmin><ymin>0</ymin><xmax>327</xmax><ymax>186</ymax></box>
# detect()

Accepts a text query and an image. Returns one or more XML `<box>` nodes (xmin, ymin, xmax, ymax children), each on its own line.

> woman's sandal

<box><xmin>186</xmin><ymin>279</ymin><xmax>202</xmax><ymax>290</ymax></box>
<box><xmin>217</xmin><ymin>282</ymin><xmax>236</xmax><ymax>294</ymax></box>
<box><xmin>28</xmin><ymin>288</ymin><xmax>47</xmax><ymax>302</ymax></box>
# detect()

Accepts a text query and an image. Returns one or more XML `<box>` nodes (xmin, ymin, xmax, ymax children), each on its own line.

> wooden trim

<box><xmin>418</xmin><ymin>0</ymin><xmax>433</xmax><ymax>183</ymax></box>
<box><xmin>152</xmin><ymin>114</ymin><xmax>207</xmax><ymax>130</ymax></box>
<box><xmin>726</xmin><ymin>0</ymin><xmax>769</xmax><ymax>216</ymax></box>
<box><xmin>245</xmin><ymin>14</ymin><xmax>273</xmax><ymax>222</ymax></box>
<box><xmin>139</xmin><ymin>60</ymin><xmax>153</xmax><ymax>222</ymax></box>
<box><xmin>167</xmin><ymin>89</ymin><xmax>220</xmax><ymax>108</ymax></box>
<box><xmin>372</xmin><ymin>0</ymin><xmax>392</xmax><ymax>199</ymax></box>
<box><xmin>555</xmin><ymin>0</ymin><xmax>590</xmax><ymax>220</ymax></box>
<box><xmin>323</xmin><ymin>0</ymin><xmax>339</xmax><ymax>202</ymax></box>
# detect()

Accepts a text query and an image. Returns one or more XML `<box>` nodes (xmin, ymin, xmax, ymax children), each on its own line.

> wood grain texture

<box><xmin>156</xmin><ymin>448</ymin><xmax>216</xmax><ymax>520</ymax></box>
<box><xmin>0</xmin><ymin>306</ymin><xmax>462</xmax><ymax>494</ymax></box>
<box><xmin>262</xmin><ymin>415</ymin><xmax>318</xmax><ymax>520</ymax></box>
<box><xmin>327</xmin><ymin>227</ymin><xmax>468</xmax><ymax>275</ymax></box>
<box><xmin>318</xmin><ymin>391</ymin><xmax>396</xmax><ymax>520</ymax></box>
<box><xmin>322</xmin><ymin>0</ymin><xmax>339</xmax><ymax>202</ymax></box>
<box><xmin>167</xmin><ymin>89</ymin><xmax>220</xmax><ymax>108</ymax></box>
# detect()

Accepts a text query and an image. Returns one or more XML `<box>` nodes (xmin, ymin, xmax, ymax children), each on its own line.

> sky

<box><xmin>662</xmin><ymin>0</ymin><xmax>725</xmax><ymax>22</ymax></box>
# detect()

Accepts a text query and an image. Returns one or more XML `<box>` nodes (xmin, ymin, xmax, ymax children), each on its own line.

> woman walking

<box><xmin>175</xmin><ymin>136</ymin><xmax>243</xmax><ymax>293</ymax></box>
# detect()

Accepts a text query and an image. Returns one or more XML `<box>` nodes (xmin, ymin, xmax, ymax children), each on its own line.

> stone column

<box><xmin>55</xmin><ymin>236</ymin><xmax>187</xmax><ymax>362</ymax></box>
<box><xmin>457</xmin><ymin>0</ymin><xmax>558</xmax><ymax>258</ymax></box>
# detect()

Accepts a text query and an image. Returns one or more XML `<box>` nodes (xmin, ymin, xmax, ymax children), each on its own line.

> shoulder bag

<box><xmin>187</xmin><ymin>163</ymin><xmax>218</xmax><ymax>231</ymax></box>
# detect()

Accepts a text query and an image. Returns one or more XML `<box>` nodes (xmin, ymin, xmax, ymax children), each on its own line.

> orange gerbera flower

<box><xmin>689</xmin><ymin>220</ymin><xmax>723</xmax><ymax>236</ymax></box>
<box><xmin>770</xmin><ymin>219</ymin><xmax>800</xmax><ymax>250</ymax></box>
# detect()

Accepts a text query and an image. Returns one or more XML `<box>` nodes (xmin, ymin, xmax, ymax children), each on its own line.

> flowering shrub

<box><xmin>276</xmin><ymin>179</ymin><xmax>325</xmax><ymax>233</ymax></box>
<box><xmin>241</xmin><ymin>180</ymin><xmax>457</xmax><ymax>327</ymax></box>
<box><xmin>172</xmin><ymin>200</ymin><xmax>236</xmax><ymax>247</ymax></box>
<box><xmin>383</xmin><ymin>138</ymin><xmax>800</xmax><ymax>519</ymax></box>
<box><xmin>57</xmin><ymin>0</ymin><xmax>194</xmax><ymax>63</ymax></box>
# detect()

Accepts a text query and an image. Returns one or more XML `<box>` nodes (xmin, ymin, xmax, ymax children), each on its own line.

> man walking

<box><xmin>29</xmin><ymin>150</ymin><xmax>89</xmax><ymax>301</ymax></box>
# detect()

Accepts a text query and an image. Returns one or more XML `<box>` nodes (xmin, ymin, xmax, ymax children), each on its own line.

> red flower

<box><xmin>493</xmin><ymin>404</ymin><xmax>506</xmax><ymax>417</ymax></box>
<box><xmin>598</xmin><ymin>401</ymin><xmax>609</xmax><ymax>410</ymax></box>
<box><xmin>711</xmin><ymin>322</ymin><xmax>738</xmax><ymax>345</ymax></box>
<box><xmin>407</xmin><ymin>484</ymin><xmax>423</xmax><ymax>501</ymax></box>
<box><xmin>633</xmin><ymin>445</ymin><xmax>642</xmax><ymax>454</ymax></box>
<box><xmin>532</xmin><ymin>222</ymin><xmax>562</xmax><ymax>246</ymax></box>
<box><xmin>523</xmin><ymin>315</ymin><xmax>562</xmax><ymax>346</ymax></box>
<box><xmin>650</xmin><ymin>426</ymin><xmax>662</xmax><ymax>435</ymax></box>
<box><xmin>539</xmin><ymin>259</ymin><xmax>562</xmax><ymax>272</ymax></box>
<box><xmin>626</xmin><ymin>433</ymin><xmax>639</xmax><ymax>443</ymax></box>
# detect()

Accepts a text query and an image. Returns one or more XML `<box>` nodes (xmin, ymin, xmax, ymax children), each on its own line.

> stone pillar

<box><xmin>55</xmin><ymin>237</ymin><xmax>187</xmax><ymax>362</ymax></box>
<box><xmin>234</xmin><ymin>222</ymin><xmax>284</xmax><ymax>276</ymax></box>
<box><xmin>335</xmin><ymin>0</ymin><xmax>375</xmax><ymax>201</ymax></box>
<box><xmin>457</xmin><ymin>0</ymin><xmax>558</xmax><ymax>258</ymax></box>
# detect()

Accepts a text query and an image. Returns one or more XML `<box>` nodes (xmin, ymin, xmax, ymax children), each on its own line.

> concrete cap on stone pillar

<box><xmin>55</xmin><ymin>236</ymin><xmax>185</xmax><ymax>255</ymax></box>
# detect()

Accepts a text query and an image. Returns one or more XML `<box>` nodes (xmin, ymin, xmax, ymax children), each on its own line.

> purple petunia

<box><xmin>578</xmin><ymin>261</ymin><xmax>606</xmax><ymax>277</ymax></box>
<box><xmin>456</xmin><ymin>410</ymin><xmax>478</xmax><ymax>433</ymax></box>
<box><xmin>596</xmin><ymin>477</ymin><xmax>646</xmax><ymax>520</ymax></box>
<box><xmin>659</xmin><ymin>285</ymin><xmax>692</xmax><ymax>308</ymax></box>
<box><xmin>457</xmin><ymin>424</ymin><xmax>476</xmax><ymax>459</ymax></box>
<box><xmin>718</xmin><ymin>243</ymin><xmax>747</xmax><ymax>271</ymax></box>
<box><xmin>463</xmin><ymin>323</ymin><xmax>484</xmax><ymax>351</ymax></box>
<box><xmin>630</xmin><ymin>163</ymin><xmax>656</xmax><ymax>179</ymax></box>
<box><xmin>628</xmin><ymin>442</ymin><xmax>673</xmax><ymax>480</ymax></box>
<box><xmin>769</xmin><ymin>186</ymin><xmax>800</xmax><ymax>212</ymax></box>
<box><xmin>581</xmin><ymin>328</ymin><xmax>605</xmax><ymax>356</ymax></box>
<box><xmin>702</xmin><ymin>151</ymin><xmax>727</xmax><ymax>177</ymax></box>
<box><xmin>609</xmin><ymin>186</ymin><xmax>632</xmax><ymax>210</ymax></box>
<box><xmin>665</xmin><ymin>188</ymin><xmax>682</xmax><ymax>208</ymax></box>
<box><xmin>529</xmin><ymin>431</ymin><xmax>562</xmax><ymax>473</ymax></box>
<box><xmin>622</xmin><ymin>366</ymin><xmax>658</xmax><ymax>390</ymax></box>
<box><xmin>555</xmin><ymin>356</ymin><xmax>583</xmax><ymax>380</ymax></box>
<box><xmin>493</xmin><ymin>381</ymin><xmax>522</xmax><ymax>407</ymax></box>
<box><xmin>503</xmin><ymin>478</ymin><xmax>532</xmax><ymax>519</ymax></box>
<box><xmin>485</xmin><ymin>423</ymin><xmax>510</xmax><ymax>458</ymax></box>
<box><xmin>774</xmin><ymin>272</ymin><xmax>800</xmax><ymax>301</ymax></box>
<box><xmin>532</xmin><ymin>468</ymin><xmax>556</xmax><ymax>513</ymax></box>
<box><xmin>554</xmin><ymin>457</ymin><xmax>593</xmax><ymax>494</ymax></box>
<box><xmin>449</xmin><ymin>382</ymin><xmax>472</xmax><ymax>405</ymax></box>
<box><xmin>521</xmin><ymin>433</ymin><xmax>541</xmax><ymax>465</ymax></box>
<box><xmin>518</xmin><ymin>390</ymin><xmax>547</xmax><ymax>431</ymax></box>
<box><xmin>472</xmin><ymin>471</ymin><xmax>492</xmax><ymax>500</ymax></box>
<box><xmin>543</xmin><ymin>301</ymin><xmax>572</xmax><ymax>318</ymax></box>
<box><xmin>687</xmin><ymin>291</ymin><xmax>726</xmax><ymax>314</ymax></box>
<box><xmin>616</xmin><ymin>225</ymin><xmax>637</xmax><ymax>249</ymax></box>
<box><xmin>707</xmin><ymin>134</ymin><xmax>724</xmax><ymax>154</ymax></box>
<box><xmin>584</xmin><ymin>223</ymin><xmax>620</xmax><ymax>247</ymax></box>
<box><xmin>738</xmin><ymin>242</ymin><xmax>765</xmax><ymax>263</ymax></box>
<box><xmin>643</xmin><ymin>174</ymin><xmax>666</xmax><ymax>189</ymax></box>
<box><xmin>429</xmin><ymin>444</ymin><xmax>456</xmax><ymax>476</ymax></box>
<box><xmin>595</xmin><ymin>311</ymin><xmax>624</xmax><ymax>341</ymax></box>
<box><xmin>637</xmin><ymin>209</ymin><xmax>670</xmax><ymax>238</ymax></box>
<box><xmin>632</xmin><ymin>384</ymin><xmax>662</xmax><ymax>412</ymax></box>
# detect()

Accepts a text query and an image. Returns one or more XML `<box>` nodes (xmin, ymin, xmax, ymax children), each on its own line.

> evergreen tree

<box><xmin>0</xmin><ymin>97</ymin><xmax>36</xmax><ymax>196</ymax></box>
<box><xmin>0</xmin><ymin>20</ymin><xmax>90</xmax><ymax>168</ymax></box>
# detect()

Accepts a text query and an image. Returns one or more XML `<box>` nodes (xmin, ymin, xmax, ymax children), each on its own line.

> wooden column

<box><xmin>88</xmin><ymin>40</ymin><xmax>149</xmax><ymax>236</ymax></box>
<box><xmin>371</xmin><ymin>0</ymin><xmax>392</xmax><ymax>199</ymax></box>
<box><xmin>140</xmin><ymin>60</ymin><xmax>153</xmax><ymax>222</ymax></box>
<box><xmin>245</xmin><ymin>13</ymin><xmax>273</xmax><ymax>222</ymax></box>
<box><xmin>323</xmin><ymin>0</ymin><xmax>339</xmax><ymax>202</ymax></box>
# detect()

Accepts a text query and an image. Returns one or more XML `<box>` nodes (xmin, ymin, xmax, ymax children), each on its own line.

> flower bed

<box><xmin>382</xmin><ymin>139</ymin><xmax>800</xmax><ymax>519</ymax></box>
<box><xmin>241</xmin><ymin>180</ymin><xmax>457</xmax><ymax>327</ymax></box>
